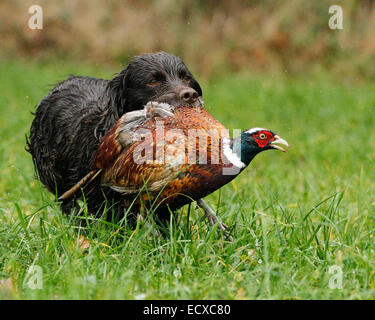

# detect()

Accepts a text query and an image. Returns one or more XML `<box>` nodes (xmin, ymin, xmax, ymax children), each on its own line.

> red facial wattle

<box><xmin>254</xmin><ymin>130</ymin><xmax>274</xmax><ymax>148</ymax></box>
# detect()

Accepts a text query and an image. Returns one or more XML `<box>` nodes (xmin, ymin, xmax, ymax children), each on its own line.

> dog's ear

<box><xmin>108</xmin><ymin>68</ymin><xmax>129</xmax><ymax>117</ymax></box>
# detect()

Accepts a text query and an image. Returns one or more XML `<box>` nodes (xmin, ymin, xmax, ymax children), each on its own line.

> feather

<box><xmin>58</xmin><ymin>169</ymin><xmax>102</xmax><ymax>201</ymax></box>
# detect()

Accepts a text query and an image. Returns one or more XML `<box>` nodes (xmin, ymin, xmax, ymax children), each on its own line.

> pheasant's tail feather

<box><xmin>58</xmin><ymin>169</ymin><xmax>102</xmax><ymax>201</ymax></box>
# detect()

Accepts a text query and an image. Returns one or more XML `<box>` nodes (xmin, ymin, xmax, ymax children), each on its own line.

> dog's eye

<box><xmin>148</xmin><ymin>79</ymin><xmax>160</xmax><ymax>87</ymax></box>
<box><xmin>183</xmin><ymin>75</ymin><xmax>191</xmax><ymax>83</ymax></box>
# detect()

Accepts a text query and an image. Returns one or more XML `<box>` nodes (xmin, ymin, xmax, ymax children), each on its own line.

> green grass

<box><xmin>0</xmin><ymin>58</ymin><xmax>374</xmax><ymax>299</ymax></box>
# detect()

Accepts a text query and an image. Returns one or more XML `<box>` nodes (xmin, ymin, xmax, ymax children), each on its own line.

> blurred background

<box><xmin>0</xmin><ymin>0</ymin><xmax>374</xmax><ymax>299</ymax></box>
<box><xmin>1</xmin><ymin>0</ymin><xmax>374</xmax><ymax>79</ymax></box>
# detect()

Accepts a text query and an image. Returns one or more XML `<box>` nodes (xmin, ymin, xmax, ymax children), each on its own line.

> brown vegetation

<box><xmin>0</xmin><ymin>0</ymin><xmax>374</xmax><ymax>78</ymax></box>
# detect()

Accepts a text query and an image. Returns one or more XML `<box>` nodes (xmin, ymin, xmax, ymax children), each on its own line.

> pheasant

<box><xmin>59</xmin><ymin>102</ymin><xmax>288</xmax><ymax>240</ymax></box>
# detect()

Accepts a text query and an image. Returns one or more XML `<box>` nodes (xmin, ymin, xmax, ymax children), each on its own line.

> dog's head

<box><xmin>109</xmin><ymin>52</ymin><xmax>203</xmax><ymax>116</ymax></box>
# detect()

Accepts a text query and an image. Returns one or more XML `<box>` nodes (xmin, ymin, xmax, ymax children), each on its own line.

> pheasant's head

<box><xmin>231</xmin><ymin>128</ymin><xmax>289</xmax><ymax>166</ymax></box>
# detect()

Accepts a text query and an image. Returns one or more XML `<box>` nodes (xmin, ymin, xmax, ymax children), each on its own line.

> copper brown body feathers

<box><xmin>92</xmin><ymin>106</ymin><xmax>236</xmax><ymax>215</ymax></box>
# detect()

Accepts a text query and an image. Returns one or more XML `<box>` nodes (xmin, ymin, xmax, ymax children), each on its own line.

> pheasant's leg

<box><xmin>136</xmin><ymin>210</ymin><xmax>161</xmax><ymax>238</ymax></box>
<box><xmin>196</xmin><ymin>199</ymin><xmax>233</xmax><ymax>241</ymax></box>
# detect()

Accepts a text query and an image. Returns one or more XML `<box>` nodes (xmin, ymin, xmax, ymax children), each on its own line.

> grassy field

<box><xmin>0</xmin><ymin>58</ymin><xmax>374</xmax><ymax>299</ymax></box>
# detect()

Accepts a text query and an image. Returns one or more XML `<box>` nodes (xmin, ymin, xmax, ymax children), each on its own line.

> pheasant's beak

<box><xmin>270</xmin><ymin>135</ymin><xmax>289</xmax><ymax>152</ymax></box>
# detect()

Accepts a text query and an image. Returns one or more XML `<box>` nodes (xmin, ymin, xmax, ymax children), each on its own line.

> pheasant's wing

<box><xmin>95</xmin><ymin>102</ymin><xmax>174</xmax><ymax>169</ymax></box>
<box><xmin>59</xmin><ymin>103</ymin><xmax>174</xmax><ymax>200</ymax></box>
<box><xmin>99</xmin><ymin>107</ymin><xmax>229</xmax><ymax>196</ymax></box>
<box><xmin>100</xmin><ymin>135</ymin><xmax>188</xmax><ymax>195</ymax></box>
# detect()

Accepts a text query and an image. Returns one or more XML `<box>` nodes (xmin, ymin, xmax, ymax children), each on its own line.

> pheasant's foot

<box><xmin>196</xmin><ymin>199</ymin><xmax>233</xmax><ymax>242</ymax></box>
<box><xmin>136</xmin><ymin>213</ymin><xmax>161</xmax><ymax>238</ymax></box>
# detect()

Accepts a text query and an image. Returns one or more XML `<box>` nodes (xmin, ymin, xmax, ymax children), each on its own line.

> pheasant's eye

<box><xmin>259</xmin><ymin>133</ymin><xmax>267</xmax><ymax>139</ymax></box>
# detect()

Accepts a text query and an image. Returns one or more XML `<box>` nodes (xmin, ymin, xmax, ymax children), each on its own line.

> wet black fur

<box><xmin>27</xmin><ymin>52</ymin><xmax>202</xmax><ymax>221</ymax></box>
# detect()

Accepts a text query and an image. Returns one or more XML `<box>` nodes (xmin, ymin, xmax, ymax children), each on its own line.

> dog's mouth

<box><xmin>155</xmin><ymin>94</ymin><xmax>204</xmax><ymax>108</ymax></box>
<box><xmin>144</xmin><ymin>101</ymin><xmax>175</xmax><ymax>118</ymax></box>
<box><xmin>144</xmin><ymin>98</ymin><xmax>204</xmax><ymax>119</ymax></box>
<box><xmin>196</xmin><ymin>97</ymin><xmax>205</xmax><ymax>107</ymax></box>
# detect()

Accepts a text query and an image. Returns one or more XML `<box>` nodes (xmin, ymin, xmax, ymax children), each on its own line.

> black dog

<box><xmin>27</xmin><ymin>52</ymin><xmax>203</xmax><ymax>219</ymax></box>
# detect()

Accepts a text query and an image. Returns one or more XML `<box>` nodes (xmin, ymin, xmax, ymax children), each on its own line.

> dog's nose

<box><xmin>179</xmin><ymin>88</ymin><xmax>199</xmax><ymax>104</ymax></box>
